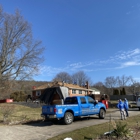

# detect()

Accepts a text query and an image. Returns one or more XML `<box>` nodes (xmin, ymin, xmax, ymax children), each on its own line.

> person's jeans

<box><xmin>120</xmin><ymin>109</ymin><xmax>126</xmax><ymax>120</ymax></box>
<box><xmin>125</xmin><ymin>109</ymin><xmax>129</xmax><ymax>117</ymax></box>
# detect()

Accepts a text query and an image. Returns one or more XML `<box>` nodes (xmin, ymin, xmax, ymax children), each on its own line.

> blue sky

<box><xmin>1</xmin><ymin>0</ymin><xmax>140</xmax><ymax>83</ymax></box>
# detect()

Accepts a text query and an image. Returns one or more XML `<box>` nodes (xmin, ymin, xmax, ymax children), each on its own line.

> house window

<box><xmin>72</xmin><ymin>89</ymin><xmax>76</xmax><ymax>94</ymax></box>
<box><xmin>36</xmin><ymin>91</ymin><xmax>41</xmax><ymax>96</ymax></box>
<box><xmin>79</xmin><ymin>90</ymin><xmax>82</xmax><ymax>94</ymax></box>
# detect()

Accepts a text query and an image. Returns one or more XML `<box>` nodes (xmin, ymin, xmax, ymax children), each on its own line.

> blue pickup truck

<box><xmin>41</xmin><ymin>96</ymin><xmax>106</xmax><ymax>125</ymax></box>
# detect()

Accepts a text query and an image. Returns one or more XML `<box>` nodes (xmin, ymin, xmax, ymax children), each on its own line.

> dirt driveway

<box><xmin>0</xmin><ymin>109</ymin><xmax>140</xmax><ymax>140</ymax></box>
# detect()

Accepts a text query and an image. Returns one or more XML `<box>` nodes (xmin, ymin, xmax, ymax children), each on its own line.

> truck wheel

<box><xmin>99</xmin><ymin>109</ymin><xmax>105</xmax><ymax>119</ymax></box>
<box><xmin>64</xmin><ymin>112</ymin><xmax>74</xmax><ymax>125</ymax></box>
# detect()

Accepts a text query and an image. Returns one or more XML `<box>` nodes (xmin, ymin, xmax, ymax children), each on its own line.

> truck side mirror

<box><xmin>94</xmin><ymin>100</ymin><xmax>98</xmax><ymax>104</ymax></box>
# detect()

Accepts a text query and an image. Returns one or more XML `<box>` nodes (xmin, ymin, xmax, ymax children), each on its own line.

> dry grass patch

<box><xmin>0</xmin><ymin>103</ymin><xmax>42</xmax><ymax>125</ymax></box>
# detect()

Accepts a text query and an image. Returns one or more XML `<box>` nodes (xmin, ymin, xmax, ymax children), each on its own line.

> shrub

<box><xmin>113</xmin><ymin>89</ymin><xmax>120</xmax><ymax>95</ymax></box>
<box><xmin>120</xmin><ymin>87</ymin><xmax>126</xmax><ymax>95</ymax></box>
<box><xmin>0</xmin><ymin>104</ymin><xmax>15</xmax><ymax>123</ymax></box>
<box><xmin>10</xmin><ymin>91</ymin><xmax>27</xmax><ymax>102</ymax></box>
<box><xmin>111</xmin><ymin>121</ymin><xmax>131</xmax><ymax>138</ymax></box>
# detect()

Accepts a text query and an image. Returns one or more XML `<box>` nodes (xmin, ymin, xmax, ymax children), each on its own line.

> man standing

<box><xmin>117</xmin><ymin>99</ymin><xmax>126</xmax><ymax>120</ymax></box>
<box><xmin>124</xmin><ymin>98</ymin><xmax>129</xmax><ymax>117</ymax></box>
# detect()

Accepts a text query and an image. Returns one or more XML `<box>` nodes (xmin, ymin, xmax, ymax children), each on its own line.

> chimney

<box><xmin>85</xmin><ymin>81</ymin><xmax>89</xmax><ymax>89</ymax></box>
<box><xmin>32</xmin><ymin>86</ymin><xmax>36</xmax><ymax>90</ymax></box>
<box><xmin>85</xmin><ymin>81</ymin><xmax>89</xmax><ymax>95</ymax></box>
<box><xmin>62</xmin><ymin>81</ymin><xmax>65</xmax><ymax>86</ymax></box>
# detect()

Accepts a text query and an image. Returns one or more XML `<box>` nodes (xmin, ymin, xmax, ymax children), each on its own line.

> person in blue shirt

<box><xmin>124</xmin><ymin>98</ymin><xmax>129</xmax><ymax>117</ymax></box>
<box><xmin>117</xmin><ymin>99</ymin><xmax>126</xmax><ymax>120</ymax></box>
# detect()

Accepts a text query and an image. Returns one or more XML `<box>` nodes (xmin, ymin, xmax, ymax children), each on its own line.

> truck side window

<box><xmin>64</xmin><ymin>97</ymin><xmax>78</xmax><ymax>104</ymax></box>
<box><xmin>72</xmin><ymin>97</ymin><xmax>78</xmax><ymax>104</ymax></box>
<box><xmin>80</xmin><ymin>97</ymin><xmax>86</xmax><ymax>104</ymax></box>
<box><xmin>87</xmin><ymin>97</ymin><xmax>94</xmax><ymax>104</ymax></box>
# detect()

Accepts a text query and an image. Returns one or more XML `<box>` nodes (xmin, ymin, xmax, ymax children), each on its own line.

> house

<box><xmin>90</xmin><ymin>87</ymin><xmax>100</xmax><ymax>94</ymax></box>
<box><xmin>32</xmin><ymin>81</ymin><xmax>100</xmax><ymax>101</ymax></box>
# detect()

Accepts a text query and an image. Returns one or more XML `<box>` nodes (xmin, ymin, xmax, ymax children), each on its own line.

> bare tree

<box><xmin>104</xmin><ymin>75</ymin><xmax>138</xmax><ymax>95</ymax></box>
<box><xmin>71</xmin><ymin>71</ymin><xmax>91</xmax><ymax>86</ymax></box>
<box><xmin>129</xmin><ymin>76</ymin><xmax>140</xmax><ymax>94</ymax></box>
<box><xmin>92</xmin><ymin>82</ymin><xmax>108</xmax><ymax>94</ymax></box>
<box><xmin>105</xmin><ymin>76</ymin><xmax>116</xmax><ymax>88</ymax></box>
<box><xmin>104</xmin><ymin>76</ymin><xmax>117</xmax><ymax>95</ymax></box>
<box><xmin>53</xmin><ymin>72</ymin><xmax>72</xmax><ymax>83</ymax></box>
<box><xmin>0</xmin><ymin>7</ymin><xmax>44</xmax><ymax>97</ymax></box>
<box><xmin>116</xmin><ymin>75</ymin><xmax>131</xmax><ymax>87</ymax></box>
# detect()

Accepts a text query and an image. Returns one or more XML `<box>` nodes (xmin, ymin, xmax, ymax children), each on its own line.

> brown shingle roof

<box><xmin>33</xmin><ymin>81</ymin><xmax>93</xmax><ymax>91</ymax></box>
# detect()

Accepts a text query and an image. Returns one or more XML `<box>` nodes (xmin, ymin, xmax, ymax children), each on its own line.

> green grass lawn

<box><xmin>48</xmin><ymin>115</ymin><xmax>140</xmax><ymax>140</ymax></box>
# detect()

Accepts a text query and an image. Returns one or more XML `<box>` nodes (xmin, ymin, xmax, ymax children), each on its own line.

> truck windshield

<box><xmin>64</xmin><ymin>97</ymin><xmax>78</xmax><ymax>104</ymax></box>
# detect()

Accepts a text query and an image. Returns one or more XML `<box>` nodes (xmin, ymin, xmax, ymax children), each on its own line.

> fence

<box><xmin>110</xmin><ymin>94</ymin><xmax>136</xmax><ymax>101</ymax></box>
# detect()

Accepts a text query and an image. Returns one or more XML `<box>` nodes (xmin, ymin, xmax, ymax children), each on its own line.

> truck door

<box><xmin>87</xmin><ymin>96</ymin><xmax>99</xmax><ymax>114</ymax></box>
<box><xmin>80</xmin><ymin>97</ymin><xmax>89</xmax><ymax>115</ymax></box>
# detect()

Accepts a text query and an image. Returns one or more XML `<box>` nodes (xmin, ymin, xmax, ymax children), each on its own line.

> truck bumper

<box><xmin>41</xmin><ymin>114</ymin><xmax>57</xmax><ymax>119</ymax></box>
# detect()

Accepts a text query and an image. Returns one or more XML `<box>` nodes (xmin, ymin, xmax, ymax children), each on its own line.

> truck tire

<box><xmin>99</xmin><ymin>109</ymin><xmax>105</xmax><ymax>119</ymax></box>
<box><xmin>64</xmin><ymin>112</ymin><xmax>74</xmax><ymax>125</ymax></box>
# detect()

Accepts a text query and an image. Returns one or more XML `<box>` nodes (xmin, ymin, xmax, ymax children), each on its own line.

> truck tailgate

<box><xmin>42</xmin><ymin>105</ymin><xmax>56</xmax><ymax>115</ymax></box>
